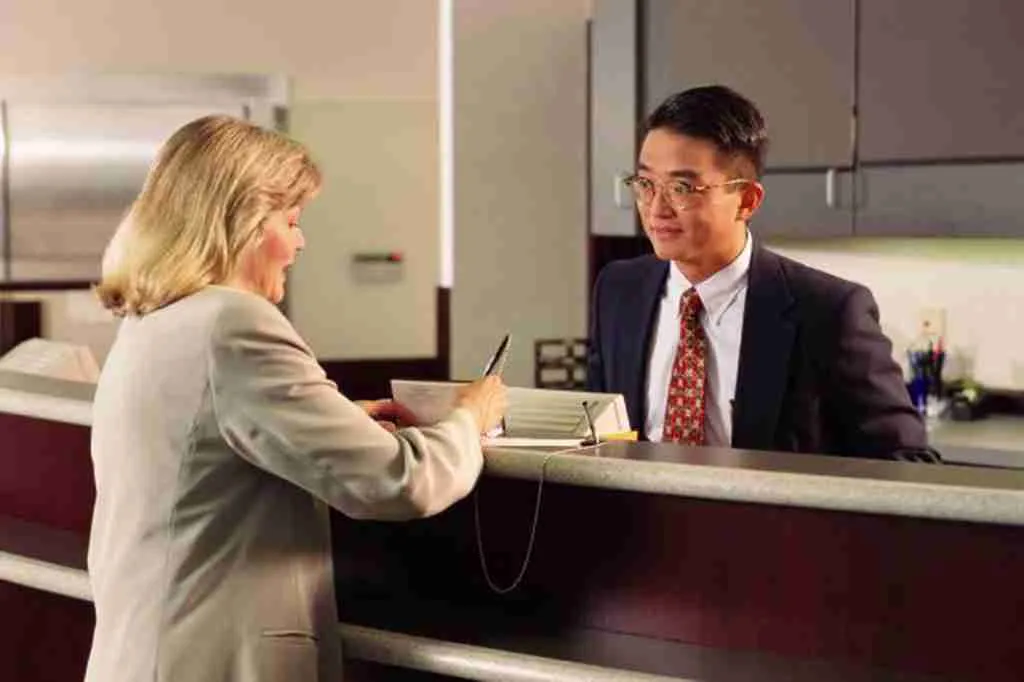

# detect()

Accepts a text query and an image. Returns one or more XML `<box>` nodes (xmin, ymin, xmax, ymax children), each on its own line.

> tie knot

<box><xmin>680</xmin><ymin>288</ymin><xmax>702</xmax><ymax>320</ymax></box>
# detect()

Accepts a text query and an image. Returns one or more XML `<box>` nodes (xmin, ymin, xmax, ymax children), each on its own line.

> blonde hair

<box><xmin>96</xmin><ymin>115</ymin><xmax>322</xmax><ymax>316</ymax></box>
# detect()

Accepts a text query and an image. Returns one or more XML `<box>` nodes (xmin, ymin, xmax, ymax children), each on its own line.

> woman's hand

<box><xmin>356</xmin><ymin>399</ymin><xmax>419</xmax><ymax>432</ymax></box>
<box><xmin>454</xmin><ymin>376</ymin><xmax>508</xmax><ymax>434</ymax></box>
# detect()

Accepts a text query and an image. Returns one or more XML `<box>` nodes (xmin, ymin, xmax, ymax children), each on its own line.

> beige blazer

<box><xmin>85</xmin><ymin>286</ymin><xmax>483</xmax><ymax>682</ymax></box>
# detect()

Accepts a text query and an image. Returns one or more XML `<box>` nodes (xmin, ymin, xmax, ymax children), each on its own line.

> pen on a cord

<box><xmin>481</xmin><ymin>333</ymin><xmax>511</xmax><ymax>435</ymax></box>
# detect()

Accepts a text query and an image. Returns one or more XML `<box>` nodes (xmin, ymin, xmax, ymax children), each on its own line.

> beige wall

<box><xmin>2</xmin><ymin>0</ymin><xmax>594</xmax><ymax>379</ymax></box>
<box><xmin>0</xmin><ymin>0</ymin><xmax>437</xmax><ymax>101</ymax></box>
<box><xmin>0</xmin><ymin>0</ymin><xmax>440</xmax><ymax>363</ymax></box>
<box><xmin>289</xmin><ymin>101</ymin><xmax>439</xmax><ymax>359</ymax></box>
<box><xmin>451</xmin><ymin>0</ymin><xmax>590</xmax><ymax>386</ymax></box>
<box><xmin>771</xmin><ymin>239</ymin><xmax>1024</xmax><ymax>391</ymax></box>
<box><xmin>9</xmin><ymin>1</ymin><xmax>1016</xmax><ymax>401</ymax></box>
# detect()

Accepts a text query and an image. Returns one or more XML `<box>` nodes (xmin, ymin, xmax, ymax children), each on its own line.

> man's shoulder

<box><xmin>596</xmin><ymin>253</ymin><xmax>665</xmax><ymax>287</ymax></box>
<box><xmin>758</xmin><ymin>245</ymin><xmax>864</xmax><ymax>305</ymax></box>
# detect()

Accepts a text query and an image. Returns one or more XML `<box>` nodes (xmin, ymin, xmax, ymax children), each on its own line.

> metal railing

<box><xmin>0</xmin><ymin>539</ymin><xmax>690</xmax><ymax>682</ymax></box>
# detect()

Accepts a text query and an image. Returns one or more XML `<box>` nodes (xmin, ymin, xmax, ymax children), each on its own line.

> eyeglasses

<box><xmin>623</xmin><ymin>175</ymin><xmax>749</xmax><ymax>210</ymax></box>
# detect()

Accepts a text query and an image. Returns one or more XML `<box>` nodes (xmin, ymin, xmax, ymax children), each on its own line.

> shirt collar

<box><xmin>667</xmin><ymin>231</ymin><xmax>752</xmax><ymax>325</ymax></box>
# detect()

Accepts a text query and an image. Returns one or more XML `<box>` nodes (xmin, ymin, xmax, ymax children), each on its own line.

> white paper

<box><xmin>390</xmin><ymin>380</ymin><xmax>630</xmax><ymax>439</ymax></box>
<box><xmin>390</xmin><ymin>379</ymin><xmax>463</xmax><ymax>425</ymax></box>
<box><xmin>0</xmin><ymin>338</ymin><xmax>100</xmax><ymax>384</ymax></box>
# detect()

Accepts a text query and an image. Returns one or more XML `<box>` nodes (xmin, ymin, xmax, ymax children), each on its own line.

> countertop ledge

<box><xmin>483</xmin><ymin>442</ymin><xmax>1024</xmax><ymax>527</ymax></box>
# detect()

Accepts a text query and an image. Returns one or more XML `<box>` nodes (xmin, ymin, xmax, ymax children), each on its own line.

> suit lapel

<box><xmin>621</xmin><ymin>259</ymin><xmax>668</xmax><ymax>431</ymax></box>
<box><xmin>732</xmin><ymin>245</ymin><xmax>796</xmax><ymax>449</ymax></box>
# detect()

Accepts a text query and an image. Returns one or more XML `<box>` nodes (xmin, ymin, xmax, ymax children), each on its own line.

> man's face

<box><xmin>634</xmin><ymin>128</ymin><xmax>759</xmax><ymax>267</ymax></box>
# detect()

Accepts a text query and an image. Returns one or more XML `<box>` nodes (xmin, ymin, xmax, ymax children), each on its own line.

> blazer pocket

<box><xmin>259</xmin><ymin>630</ymin><xmax>319</xmax><ymax>681</ymax></box>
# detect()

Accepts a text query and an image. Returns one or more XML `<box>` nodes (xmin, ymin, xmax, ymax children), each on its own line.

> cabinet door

<box><xmin>858</xmin><ymin>0</ymin><xmax>1024</xmax><ymax>163</ymax></box>
<box><xmin>643</xmin><ymin>0</ymin><xmax>854</xmax><ymax>169</ymax></box>
<box><xmin>854</xmin><ymin>163</ymin><xmax>1024</xmax><ymax>237</ymax></box>
<box><xmin>755</xmin><ymin>170</ymin><xmax>853</xmax><ymax>239</ymax></box>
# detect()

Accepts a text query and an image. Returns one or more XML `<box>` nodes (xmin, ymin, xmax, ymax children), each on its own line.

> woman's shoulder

<box><xmin>197</xmin><ymin>285</ymin><xmax>280</xmax><ymax>313</ymax></box>
<box><xmin>194</xmin><ymin>286</ymin><xmax>304</xmax><ymax>349</ymax></box>
<box><xmin>146</xmin><ymin>285</ymin><xmax>293</xmax><ymax>345</ymax></box>
<box><xmin>168</xmin><ymin>285</ymin><xmax>279</xmax><ymax>322</ymax></box>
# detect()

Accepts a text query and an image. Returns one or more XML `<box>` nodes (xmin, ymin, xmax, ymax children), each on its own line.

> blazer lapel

<box><xmin>732</xmin><ymin>244</ymin><xmax>796</xmax><ymax>449</ymax></box>
<box><xmin>620</xmin><ymin>259</ymin><xmax>668</xmax><ymax>431</ymax></box>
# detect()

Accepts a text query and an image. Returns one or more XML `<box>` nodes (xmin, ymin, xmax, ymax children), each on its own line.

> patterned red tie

<box><xmin>662</xmin><ymin>288</ymin><xmax>707</xmax><ymax>445</ymax></box>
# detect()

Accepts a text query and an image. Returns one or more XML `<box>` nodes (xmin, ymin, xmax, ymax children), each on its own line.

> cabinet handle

<box><xmin>825</xmin><ymin>168</ymin><xmax>837</xmax><ymax>209</ymax></box>
<box><xmin>613</xmin><ymin>172</ymin><xmax>632</xmax><ymax>209</ymax></box>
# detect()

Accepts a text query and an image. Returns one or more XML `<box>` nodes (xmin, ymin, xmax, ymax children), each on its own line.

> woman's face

<box><xmin>237</xmin><ymin>206</ymin><xmax>305</xmax><ymax>304</ymax></box>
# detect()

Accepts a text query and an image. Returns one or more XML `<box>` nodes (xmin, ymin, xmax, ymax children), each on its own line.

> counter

<box><xmin>487</xmin><ymin>440</ymin><xmax>1024</xmax><ymax>526</ymax></box>
<box><xmin>2</xmin><ymin>372</ymin><xmax>1024</xmax><ymax>681</ymax></box>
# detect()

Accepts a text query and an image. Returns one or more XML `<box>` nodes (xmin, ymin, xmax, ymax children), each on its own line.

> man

<box><xmin>587</xmin><ymin>85</ymin><xmax>929</xmax><ymax>460</ymax></box>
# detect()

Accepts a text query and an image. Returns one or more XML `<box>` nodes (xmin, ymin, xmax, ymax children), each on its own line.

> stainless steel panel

<box><xmin>0</xmin><ymin>74</ymin><xmax>287</xmax><ymax>130</ymax></box>
<box><xmin>7</xmin><ymin>102</ymin><xmax>242</xmax><ymax>282</ymax></box>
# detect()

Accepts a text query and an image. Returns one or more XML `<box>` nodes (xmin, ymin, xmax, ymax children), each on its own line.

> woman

<box><xmin>85</xmin><ymin>115</ymin><xmax>506</xmax><ymax>681</ymax></box>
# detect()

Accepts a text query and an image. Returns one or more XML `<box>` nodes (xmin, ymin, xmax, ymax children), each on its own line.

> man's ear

<box><xmin>736</xmin><ymin>180</ymin><xmax>765</xmax><ymax>223</ymax></box>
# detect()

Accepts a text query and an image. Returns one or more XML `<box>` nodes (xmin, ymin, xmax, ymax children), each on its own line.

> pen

<box><xmin>482</xmin><ymin>333</ymin><xmax>511</xmax><ymax>377</ymax></box>
<box><xmin>482</xmin><ymin>333</ymin><xmax>511</xmax><ymax>435</ymax></box>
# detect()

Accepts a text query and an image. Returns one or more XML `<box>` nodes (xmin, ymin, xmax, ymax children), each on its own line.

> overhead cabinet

<box><xmin>621</xmin><ymin>0</ymin><xmax>1024</xmax><ymax>238</ymax></box>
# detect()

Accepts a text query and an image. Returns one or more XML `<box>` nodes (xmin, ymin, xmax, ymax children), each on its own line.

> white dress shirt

<box><xmin>645</xmin><ymin>233</ymin><xmax>752</xmax><ymax>445</ymax></box>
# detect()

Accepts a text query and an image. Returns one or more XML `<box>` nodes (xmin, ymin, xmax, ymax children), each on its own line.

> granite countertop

<box><xmin>3</xmin><ymin>369</ymin><xmax>1023</xmax><ymax>528</ymax></box>
<box><xmin>483</xmin><ymin>441</ymin><xmax>1024</xmax><ymax>527</ymax></box>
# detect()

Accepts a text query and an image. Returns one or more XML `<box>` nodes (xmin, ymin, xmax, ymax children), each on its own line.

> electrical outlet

<box><xmin>918</xmin><ymin>307</ymin><xmax>947</xmax><ymax>339</ymax></box>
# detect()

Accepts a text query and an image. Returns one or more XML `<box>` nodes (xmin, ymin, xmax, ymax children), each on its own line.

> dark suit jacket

<box><xmin>586</xmin><ymin>243</ymin><xmax>928</xmax><ymax>460</ymax></box>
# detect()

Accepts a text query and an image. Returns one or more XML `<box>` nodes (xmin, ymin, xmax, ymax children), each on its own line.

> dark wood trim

<box><xmin>0</xmin><ymin>582</ymin><xmax>93</xmax><ymax>682</ymax></box>
<box><xmin>0</xmin><ymin>411</ymin><xmax>93</xmax><ymax>682</ymax></box>
<box><xmin>322</xmin><ymin>357</ymin><xmax>447</xmax><ymax>402</ymax></box>
<box><xmin>980</xmin><ymin>389</ymin><xmax>1024</xmax><ymax>417</ymax></box>
<box><xmin>320</xmin><ymin>287</ymin><xmax>450</xmax><ymax>401</ymax></box>
<box><xmin>0</xmin><ymin>412</ymin><xmax>93</xmax><ymax>533</ymax></box>
<box><xmin>588</xmin><ymin>234</ymin><xmax>650</xmax><ymax>290</ymax></box>
<box><xmin>0</xmin><ymin>300</ymin><xmax>42</xmax><ymax>356</ymax></box>
<box><xmin>334</xmin><ymin>475</ymin><xmax>1024</xmax><ymax>681</ymax></box>
<box><xmin>0</xmin><ymin>280</ymin><xmax>95</xmax><ymax>292</ymax></box>
<box><xmin>436</xmin><ymin>286</ymin><xmax>450</xmax><ymax>379</ymax></box>
<box><xmin>344</xmin><ymin>660</ymin><xmax>451</xmax><ymax>681</ymax></box>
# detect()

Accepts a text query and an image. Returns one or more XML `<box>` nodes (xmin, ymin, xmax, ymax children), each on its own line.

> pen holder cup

<box><xmin>908</xmin><ymin>376</ymin><xmax>930</xmax><ymax>415</ymax></box>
